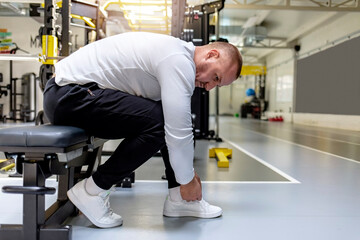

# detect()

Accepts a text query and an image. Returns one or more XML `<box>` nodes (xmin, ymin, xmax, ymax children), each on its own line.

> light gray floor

<box><xmin>1</xmin><ymin>117</ymin><xmax>360</xmax><ymax>239</ymax></box>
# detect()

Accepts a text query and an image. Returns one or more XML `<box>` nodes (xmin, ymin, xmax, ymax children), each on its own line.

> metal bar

<box><xmin>44</xmin><ymin>0</ymin><xmax>55</xmax><ymax>35</ymax></box>
<box><xmin>9</xmin><ymin>60</ymin><xmax>13</xmax><ymax>120</ymax></box>
<box><xmin>128</xmin><ymin>24</ymin><xmax>170</xmax><ymax>28</ymax></box>
<box><xmin>225</xmin><ymin>3</ymin><xmax>360</xmax><ymax>11</ymax></box>
<box><xmin>109</xmin><ymin>1</ymin><xmax>173</xmax><ymax>6</ymax></box>
<box><xmin>165</xmin><ymin>0</ymin><xmax>168</xmax><ymax>34</ymax></box>
<box><xmin>45</xmin><ymin>200</ymin><xmax>75</xmax><ymax>226</ymax></box>
<box><xmin>12</xmin><ymin>61</ymin><xmax>17</xmax><ymax>121</ymax></box>
<box><xmin>0</xmin><ymin>0</ymin><xmax>43</xmax><ymax>2</ymax></box>
<box><xmin>292</xmin><ymin>49</ymin><xmax>298</xmax><ymax>123</ymax></box>
<box><xmin>61</xmin><ymin>167</ymin><xmax>74</xmax><ymax>199</ymax></box>
<box><xmin>61</xmin><ymin>0</ymin><xmax>70</xmax><ymax>56</ymax></box>
<box><xmin>248</xmin><ymin>0</ymin><xmax>265</xmax><ymax>5</ymax></box>
<box><xmin>214</xmin><ymin>8</ymin><xmax>220</xmax><ymax>140</ymax></box>
<box><xmin>0</xmin><ymin>54</ymin><xmax>39</xmax><ymax>61</ymax></box>
<box><xmin>240</xmin><ymin>45</ymin><xmax>293</xmax><ymax>49</ymax></box>
<box><xmin>23</xmin><ymin>162</ymin><xmax>45</xmax><ymax>240</ymax></box>
<box><xmin>333</xmin><ymin>0</ymin><xmax>354</xmax><ymax>7</ymax></box>
<box><xmin>71</xmin><ymin>0</ymin><xmax>97</xmax><ymax>19</ymax></box>
<box><xmin>95</xmin><ymin>0</ymin><xmax>100</xmax><ymax>40</ymax></box>
<box><xmin>32</xmin><ymin>72</ymin><xmax>37</xmax><ymax>122</ymax></box>
<box><xmin>309</xmin><ymin>0</ymin><xmax>326</xmax><ymax>7</ymax></box>
<box><xmin>70</xmin><ymin>22</ymin><xmax>96</xmax><ymax>30</ymax></box>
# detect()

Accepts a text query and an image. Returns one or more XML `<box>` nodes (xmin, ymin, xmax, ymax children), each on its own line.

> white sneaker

<box><xmin>163</xmin><ymin>196</ymin><xmax>223</xmax><ymax>218</ymax></box>
<box><xmin>67</xmin><ymin>179</ymin><xmax>123</xmax><ymax>228</ymax></box>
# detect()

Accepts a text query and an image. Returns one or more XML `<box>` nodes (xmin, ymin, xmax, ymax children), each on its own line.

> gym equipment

<box><xmin>115</xmin><ymin>171</ymin><xmax>135</xmax><ymax>188</ymax></box>
<box><xmin>0</xmin><ymin>125</ymin><xmax>106</xmax><ymax>240</ymax></box>
<box><xmin>0</xmin><ymin>158</ymin><xmax>15</xmax><ymax>173</ymax></box>
<box><xmin>20</xmin><ymin>73</ymin><xmax>37</xmax><ymax>122</ymax></box>
<box><xmin>209</xmin><ymin>148</ymin><xmax>232</xmax><ymax>168</ymax></box>
<box><xmin>241</xmin><ymin>96</ymin><xmax>261</xmax><ymax>119</ymax></box>
<box><xmin>172</xmin><ymin>0</ymin><xmax>225</xmax><ymax>141</ymax></box>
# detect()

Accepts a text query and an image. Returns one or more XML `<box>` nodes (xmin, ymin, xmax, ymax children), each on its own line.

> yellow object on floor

<box><xmin>209</xmin><ymin>148</ymin><xmax>232</xmax><ymax>168</ymax></box>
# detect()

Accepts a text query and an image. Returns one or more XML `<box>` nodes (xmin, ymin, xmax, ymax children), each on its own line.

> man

<box><xmin>43</xmin><ymin>32</ymin><xmax>242</xmax><ymax>228</ymax></box>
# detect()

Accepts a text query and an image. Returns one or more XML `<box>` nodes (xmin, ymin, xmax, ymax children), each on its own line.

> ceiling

<box><xmin>1</xmin><ymin>0</ymin><xmax>359</xmax><ymax>64</ymax></box>
<box><xmin>218</xmin><ymin>0</ymin><xmax>356</xmax><ymax>64</ymax></box>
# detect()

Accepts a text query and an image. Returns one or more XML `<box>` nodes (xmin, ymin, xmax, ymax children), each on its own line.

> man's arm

<box><xmin>156</xmin><ymin>54</ymin><xmax>201</xmax><ymax>200</ymax></box>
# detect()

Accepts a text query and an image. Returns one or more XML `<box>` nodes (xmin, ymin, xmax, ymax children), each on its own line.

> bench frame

<box><xmin>0</xmin><ymin>132</ymin><xmax>106</xmax><ymax>240</ymax></box>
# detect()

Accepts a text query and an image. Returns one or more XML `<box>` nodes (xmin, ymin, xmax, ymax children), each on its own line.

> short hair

<box><xmin>206</xmin><ymin>41</ymin><xmax>243</xmax><ymax>79</ymax></box>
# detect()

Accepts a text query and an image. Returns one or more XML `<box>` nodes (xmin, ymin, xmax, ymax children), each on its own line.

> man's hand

<box><xmin>180</xmin><ymin>172</ymin><xmax>202</xmax><ymax>201</ymax></box>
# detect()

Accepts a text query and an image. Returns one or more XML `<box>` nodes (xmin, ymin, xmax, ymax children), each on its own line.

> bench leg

<box><xmin>23</xmin><ymin>162</ymin><xmax>46</xmax><ymax>240</ymax></box>
<box><xmin>0</xmin><ymin>162</ymin><xmax>74</xmax><ymax>240</ymax></box>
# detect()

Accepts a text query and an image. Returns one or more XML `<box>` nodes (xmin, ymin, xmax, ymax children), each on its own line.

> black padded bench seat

<box><xmin>0</xmin><ymin>125</ymin><xmax>88</xmax><ymax>153</ymax></box>
<box><xmin>0</xmin><ymin>125</ymin><xmax>106</xmax><ymax>240</ymax></box>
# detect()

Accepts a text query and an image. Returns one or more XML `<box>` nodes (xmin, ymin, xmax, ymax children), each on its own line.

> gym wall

<box><xmin>0</xmin><ymin>17</ymin><xmax>86</xmax><ymax>120</ymax></box>
<box><xmin>295</xmin><ymin>35</ymin><xmax>360</xmax><ymax>115</ymax></box>
<box><xmin>0</xmin><ymin>17</ymin><xmax>43</xmax><ymax>118</ymax></box>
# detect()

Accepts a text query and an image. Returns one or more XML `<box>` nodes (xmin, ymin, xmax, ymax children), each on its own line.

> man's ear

<box><xmin>206</xmin><ymin>49</ymin><xmax>220</xmax><ymax>59</ymax></box>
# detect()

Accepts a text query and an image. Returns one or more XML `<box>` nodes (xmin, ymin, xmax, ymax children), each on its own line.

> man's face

<box><xmin>195</xmin><ymin>49</ymin><xmax>237</xmax><ymax>91</ymax></box>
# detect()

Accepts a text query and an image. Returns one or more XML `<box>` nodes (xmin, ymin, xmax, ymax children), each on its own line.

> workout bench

<box><xmin>0</xmin><ymin>125</ymin><xmax>107</xmax><ymax>240</ymax></box>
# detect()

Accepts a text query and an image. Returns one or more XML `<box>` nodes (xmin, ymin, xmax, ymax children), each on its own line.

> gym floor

<box><xmin>1</xmin><ymin>116</ymin><xmax>360</xmax><ymax>240</ymax></box>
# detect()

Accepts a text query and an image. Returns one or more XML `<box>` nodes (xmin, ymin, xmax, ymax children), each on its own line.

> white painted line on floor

<box><xmin>202</xmin><ymin>181</ymin><xmax>297</xmax><ymax>184</ymax></box>
<box><xmin>278</xmin><ymin>128</ymin><xmax>360</xmax><ymax>146</ymax></box>
<box><xmin>136</xmin><ymin>180</ymin><xmax>298</xmax><ymax>184</ymax></box>
<box><xmin>223</xmin><ymin>138</ymin><xmax>301</xmax><ymax>184</ymax></box>
<box><xmin>245</xmin><ymin>129</ymin><xmax>360</xmax><ymax>165</ymax></box>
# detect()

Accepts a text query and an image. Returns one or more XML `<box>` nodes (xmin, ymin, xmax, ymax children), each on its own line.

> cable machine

<box><xmin>172</xmin><ymin>0</ymin><xmax>225</xmax><ymax>141</ymax></box>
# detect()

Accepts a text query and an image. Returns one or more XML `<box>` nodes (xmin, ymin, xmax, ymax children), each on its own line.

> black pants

<box><xmin>43</xmin><ymin>78</ymin><xmax>179</xmax><ymax>189</ymax></box>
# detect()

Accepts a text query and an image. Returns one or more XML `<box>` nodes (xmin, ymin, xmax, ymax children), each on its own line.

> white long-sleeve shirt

<box><xmin>55</xmin><ymin>32</ymin><xmax>196</xmax><ymax>184</ymax></box>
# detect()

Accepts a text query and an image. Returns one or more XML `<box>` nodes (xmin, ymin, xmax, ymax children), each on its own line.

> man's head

<box><xmin>194</xmin><ymin>42</ymin><xmax>242</xmax><ymax>91</ymax></box>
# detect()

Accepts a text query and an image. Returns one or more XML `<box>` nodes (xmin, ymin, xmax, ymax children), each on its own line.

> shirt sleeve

<box><xmin>156</xmin><ymin>54</ymin><xmax>196</xmax><ymax>185</ymax></box>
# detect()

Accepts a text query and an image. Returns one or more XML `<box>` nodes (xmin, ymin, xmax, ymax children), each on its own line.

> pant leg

<box><xmin>161</xmin><ymin>146</ymin><xmax>180</xmax><ymax>189</ymax></box>
<box><xmin>43</xmin><ymin>78</ymin><xmax>179</xmax><ymax>189</ymax></box>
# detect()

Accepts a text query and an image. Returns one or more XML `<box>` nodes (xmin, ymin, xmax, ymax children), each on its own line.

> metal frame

<box><xmin>181</xmin><ymin>0</ymin><xmax>225</xmax><ymax>140</ymax></box>
<box><xmin>8</xmin><ymin>62</ymin><xmax>37</xmax><ymax>122</ymax></box>
<box><xmin>0</xmin><ymin>134</ymin><xmax>106</xmax><ymax>240</ymax></box>
<box><xmin>61</xmin><ymin>0</ymin><xmax>71</xmax><ymax>56</ymax></box>
<box><xmin>227</xmin><ymin>0</ymin><xmax>360</xmax><ymax>12</ymax></box>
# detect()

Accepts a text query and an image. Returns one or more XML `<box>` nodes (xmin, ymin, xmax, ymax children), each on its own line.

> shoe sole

<box><xmin>67</xmin><ymin>187</ymin><xmax>123</xmax><ymax>228</ymax></box>
<box><xmin>163</xmin><ymin>209</ymin><xmax>223</xmax><ymax>218</ymax></box>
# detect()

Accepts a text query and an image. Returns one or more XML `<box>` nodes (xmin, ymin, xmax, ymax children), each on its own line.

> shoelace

<box><xmin>180</xmin><ymin>199</ymin><xmax>210</xmax><ymax>208</ymax></box>
<box><xmin>199</xmin><ymin>199</ymin><xmax>210</xmax><ymax>210</ymax></box>
<box><xmin>100</xmin><ymin>187</ymin><xmax>116</xmax><ymax>215</ymax></box>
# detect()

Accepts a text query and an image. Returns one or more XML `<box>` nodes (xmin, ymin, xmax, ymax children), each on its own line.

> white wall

<box><xmin>264</xmin><ymin>12</ymin><xmax>360</xmax><ymax>131</ymax></box>
<box><xmin>266</xmin><ymin>50</ymin><xmax>294</xmax><ymax>114</ymax></box>
<box><xmin>0</xmin><ymin>17</ymin><xmax>43</xmax><ymax>120</ymax></box>
<box><xmin>0</xmin><ymin>16</ymin><xmax>86</xmax><ymax>121</ymax></box>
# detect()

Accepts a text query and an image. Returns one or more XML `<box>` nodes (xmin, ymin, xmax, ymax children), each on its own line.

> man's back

<box><xmin>54</xmin><ymin>32</ymin><xmax>195</xmax><ymax>101</ymax></box>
